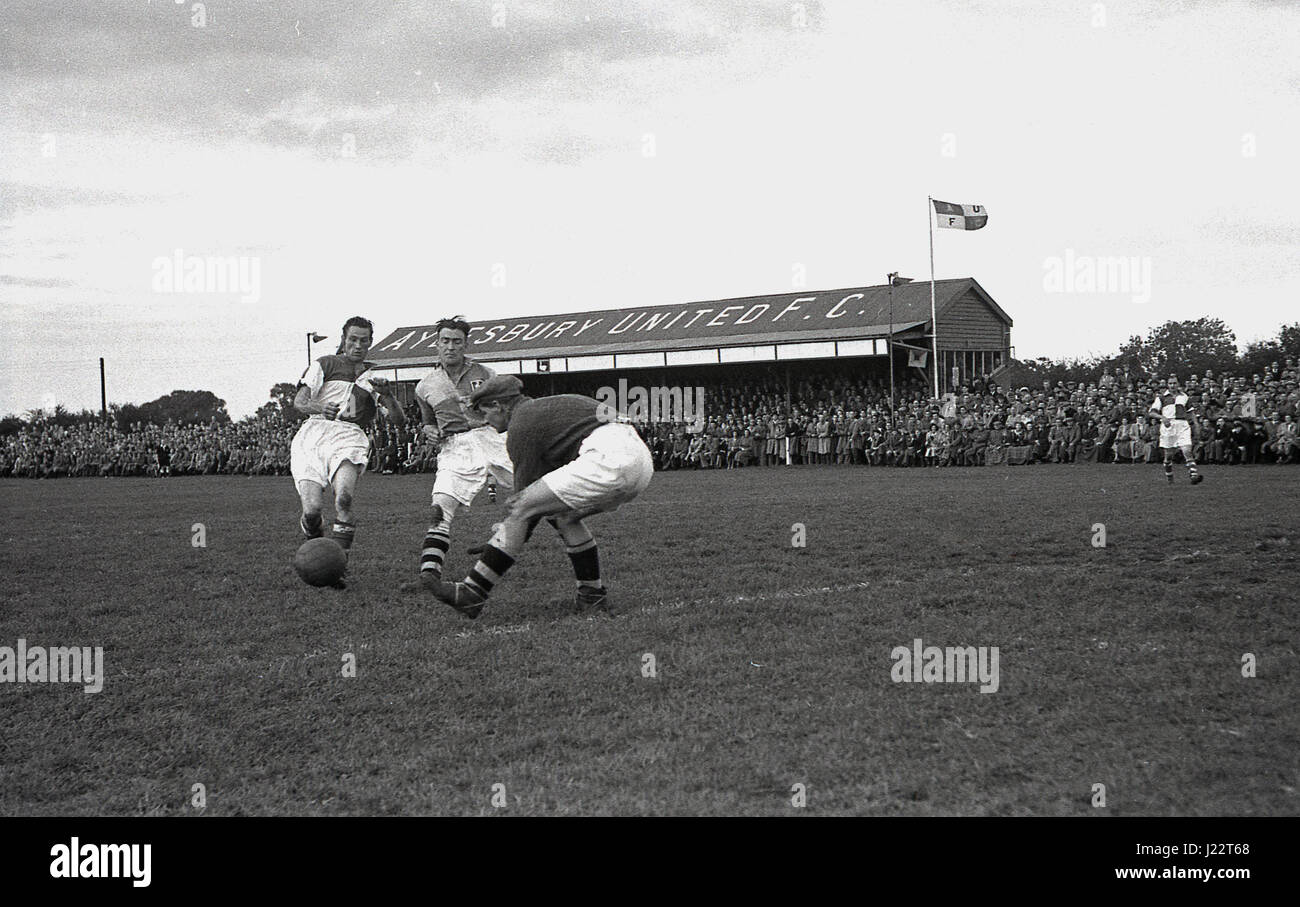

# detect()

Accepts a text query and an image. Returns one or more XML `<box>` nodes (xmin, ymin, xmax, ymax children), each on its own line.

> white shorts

<box><xmin>291</xmin><ymin>418</ymin><xmax>370</xmax><ymax>488</ymax></box>
<box><xmin>541</xmin><ymin>423</ymin><xmax>654</xmax><ymax>513</ymax></box>
<box><xmin>1160</xmin><ymin>420</ymin><xmax>1192</xmax><ymax>449</ymax></box>
<box><xmin>432</xmin><ymin>426</ymin><xmax>515</xmax><ymax>507</ymax></box>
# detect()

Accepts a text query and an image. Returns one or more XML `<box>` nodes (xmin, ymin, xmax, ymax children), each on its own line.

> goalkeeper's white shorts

<box><xmin>540</xmin><ymin>423</ymin><xmax>654</xmax><ymax>513</ymax></box>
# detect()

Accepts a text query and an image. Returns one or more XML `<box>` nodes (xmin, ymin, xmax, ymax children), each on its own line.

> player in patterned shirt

<box><xmin>414</xmin><ymin>375</ymin><xmax>653</xmax><ymax>619</ymax></box>
<box><xmin>1149</xmin><ymin>377</ymin><xmax>1204</xmax><ymax>485</ymax></box>
<box><xmin>291</xmin><ymin>316</ymin><xmax>405</xmax><ymax>561</ymax></box>
<box><xmin>405</xmin><ymin>317</ymin><xmax>515</xmax><ymax>585</ymax></box>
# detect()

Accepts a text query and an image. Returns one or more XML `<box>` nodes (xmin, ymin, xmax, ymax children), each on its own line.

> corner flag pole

<box><xmin>928</xmin><ymin>196</ymin><xmax>939</xmax><ymax>399</ymax></box>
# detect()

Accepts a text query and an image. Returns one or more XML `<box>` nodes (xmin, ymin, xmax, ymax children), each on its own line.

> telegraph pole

<box><xmin>887</xmin><ymin>273</ymin><xmax>913</xmax><ymax>428</ymax></box>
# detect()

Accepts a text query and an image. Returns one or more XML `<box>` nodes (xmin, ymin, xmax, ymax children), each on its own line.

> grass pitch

<box><xmin>1</xmin><ymin>464</ymin><xmax>1296</xmax><ymax>816</ymax></box>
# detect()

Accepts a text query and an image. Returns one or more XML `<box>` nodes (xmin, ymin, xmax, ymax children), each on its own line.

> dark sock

<box><xmin>566</xmin><ymin>539</ymin><xmax>602</xmax><ymax>588</ymax></box>
<box><xmin>421</xmin><ymin>525</ymin><xmax>450</xmax><ymax>575</ymax></box>
<box><xmin>464</xmin><ymin>545</ymin><xmax>515</xmax><ymax>599</ymax></box>
<box><xmin>333</xmin><ymin>520</ymin><xmax>356</xmax><ymax>550</ymax></box>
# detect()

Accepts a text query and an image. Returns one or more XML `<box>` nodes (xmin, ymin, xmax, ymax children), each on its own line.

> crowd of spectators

<box><xmin>0</xmin><ymin>401</ymin><xmax>445</xmax><ymax>480</ymax></box>
<box><xmin>371</xmin><ymin>402</ymin><xmax>439</xmax><ymax>474</ymax></box>
<box><xmin>625</xmin><ymin>359</ymin><xmax>1300</xmax><ymax>471</ymax></box>
<box><xmin>3</xmin><ymin>359</ymin><xmax>1297</xmax><ymax>479</ymax></box>
<box><xmin>0</xmin><ymin>412</ymin><xmax>299</xmax><ymax>478</ymax></box>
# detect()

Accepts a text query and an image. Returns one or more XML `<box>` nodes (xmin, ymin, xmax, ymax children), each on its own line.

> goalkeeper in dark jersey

<box><xmin>410</xmin><ymin>375</ymin><xmax>654</xmax><ymax>619</ymax></box>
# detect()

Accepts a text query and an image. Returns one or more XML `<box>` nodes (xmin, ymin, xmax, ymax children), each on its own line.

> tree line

<box><xmin>996</xmin><ymin>318</ymin><xmax>1298</xmax><ymax>388</ymax></box>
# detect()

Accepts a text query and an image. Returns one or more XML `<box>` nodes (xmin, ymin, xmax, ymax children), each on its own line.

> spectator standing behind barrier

<box><xmin>1272</xmin><ymin>414</ymin><xmax>1296</xmax><ymax>462</ymax></box>
<box><xmin>1063</xmin><ymin>418</ymin><xmax>1082</xmax><ymax>463</ymax></box>
<box><xmin>968</xmin><ymin>423</ymin><xmax>989</xmax><ymax>466</ymax></box>
<box><xmin>848</xmin><ymin>412</ymin><xmax>866</xmax><ymax>465</ymax></box>
<box><xmin>1114</xmin><ymin>418</ymin><xmax>1138</xmax><ymax>463</ymax></box>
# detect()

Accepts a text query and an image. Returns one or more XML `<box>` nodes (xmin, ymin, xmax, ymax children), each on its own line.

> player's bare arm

<box><xmin>293</xmin><ymin>385</ymin><xmax>340</xmax><ymax>419</ymax></box>
<box><xmin>415</xmin><ymin>397</ymin><xmax>441</xmax><ymax>444</ymax></box>
<box><xmin>370</xmin><ymin>378</ymin><xmax>406</xmax><ymax>427</ymax></box>
<box><xmin>376</xmin><ymin>395</ymin><xmax>405</xmax><ymax>427</ymax></box>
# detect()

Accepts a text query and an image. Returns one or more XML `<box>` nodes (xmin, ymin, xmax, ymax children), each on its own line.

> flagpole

<box><xmin>928</xmin><ymin>196</ymin><xmax>939</xmax><ymax>399</ymax></box>
<box><xmin>887</xmin><ymin>273</ymin><xmax>895</xmax><ymax>427</ymax></box>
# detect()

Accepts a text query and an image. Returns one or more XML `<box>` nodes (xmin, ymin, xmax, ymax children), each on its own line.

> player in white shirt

<box><xmin>401</xmin><ymin>317</ymin><xmax>515</xmax><ymax>588</ymax></box>
<box><xmin>292</xmin><ymin>316</ymin><xmax>406</xmax><ymax>561</ymax></box>
<box><xmin>1148</xmin><ymin>377</ymin><xmax>1203</xmax><ymax>485</ymax></box>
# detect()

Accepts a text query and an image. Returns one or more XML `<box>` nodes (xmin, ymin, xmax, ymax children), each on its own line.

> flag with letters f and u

<box><xmin>932</xmin><ymin>199</ymin><xmax>988</xmax><ymax>230</ymax></box>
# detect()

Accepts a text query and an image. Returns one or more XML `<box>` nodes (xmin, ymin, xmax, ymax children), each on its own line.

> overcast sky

<box><xmin>3</xmin><ymin>0</ymin><xmax>1297</xmax><ymax>417</ymax></box>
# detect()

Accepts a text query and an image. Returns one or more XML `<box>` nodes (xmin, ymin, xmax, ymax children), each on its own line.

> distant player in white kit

<box><xmin>1149</xmin><ymin>377</ymin><xmax>1203</xmax><ymax>485</ymax></box>
<box><xmin>292</xmin><ymin>316</ymin><xmax>406</xmax><ymax>561</ymax></box>
<box><xmin>405</xmin><ymin>317</ymin><xmax>515</xmax><ymax>586</ymax></box>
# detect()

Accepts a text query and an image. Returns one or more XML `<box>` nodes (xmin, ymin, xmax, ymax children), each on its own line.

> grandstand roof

<box><xmin>369</xmin><ymin>277</ymin><xmax>1008</xmax><ymax>368</ymax></box>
